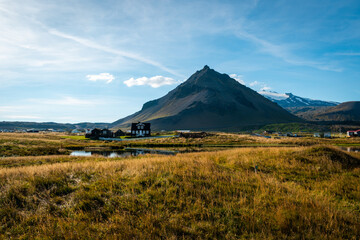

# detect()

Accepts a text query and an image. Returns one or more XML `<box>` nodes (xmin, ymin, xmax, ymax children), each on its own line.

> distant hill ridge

<box><xmin>308</xmin><ymin>101</ymin><xmax>360</xmax><ymax>121</ymax></box>
<box><xmin>112</xmin><ymin>66</ymin><xmax>300</xmax><ymax>131</ymax></box>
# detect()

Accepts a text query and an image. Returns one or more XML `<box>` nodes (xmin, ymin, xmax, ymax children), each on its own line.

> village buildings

<box><xmin>85</xmin><ymin>122</ymin><xmax>151</xmax><ymax>139</ymax></box>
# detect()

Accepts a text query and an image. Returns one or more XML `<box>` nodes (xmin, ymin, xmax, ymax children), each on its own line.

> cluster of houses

<box><xmin>313</xmin><ymin>132</ymin><xmax>332</xmax><ymax>138</ymax></box>
<box><xmin>85</xmin><ymin>128</ymin><xmax>125</xmax><ymax>139</ymax></box>
<box><xmin>263</xmin><ymin>131</ymin><xmax>299</xmax><ymax>137</ymax></box>
<box><xmin>85</xmin><ymin>122</ymin><xmax>151</xmax><ymax>139</ymax></box>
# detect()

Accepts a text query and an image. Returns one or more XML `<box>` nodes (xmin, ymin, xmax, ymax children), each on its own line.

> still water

<box><xmin>339</xmin><ymin>147</ymin><xmax>360</xmax><ymax>153</ymax></box>
<box><xmin>70</xmin><ymin>148</ymin><xmax>177</xmax><ymax>158</ymax></box>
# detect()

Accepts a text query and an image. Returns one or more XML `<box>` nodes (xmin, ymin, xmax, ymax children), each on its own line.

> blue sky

<box><xmin>0</xmin><ymin>0</ymin><xmax>359</xmax><ymax>123</ymax></box>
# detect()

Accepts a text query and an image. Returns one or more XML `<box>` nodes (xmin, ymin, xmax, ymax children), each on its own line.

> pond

<box><xmin>70</xmin><ymin>148</ymin><xmax>177</xmax><ymax>158</ymax></box>
<box><xmin>339</xmin><ymin>147</ymin><xmax>360</xmax><ymax>153</ymax></box>
<box><xmin>69</xmin><ymin>146</ymin><xmax>300</xmax><ymax>158</ymax></box>
<box><xmin>69</xmin><ymin>146</ymin><xmax>235</xmax><ymax>158</ymax></box>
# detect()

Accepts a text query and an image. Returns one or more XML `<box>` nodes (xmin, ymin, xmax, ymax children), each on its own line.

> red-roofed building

<box><xmin>347</xmin><ymin>129</ymin><xmax>360</xmax><ymax>137</ymax></box>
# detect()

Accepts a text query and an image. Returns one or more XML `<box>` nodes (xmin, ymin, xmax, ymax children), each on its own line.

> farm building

<box><xmin>85</xmin><ymin>128</ymin><xmax>114</xmax><ymax>139</ymax></box>
<box><xmin>114</xmin><ymin>129</ymin><xmax>125</xmax><ymax>137</ymax></box>
<box><xmin>100</xmin><ymin>129</ymin><xmax>113</xmax><ymax>138</ymax></box>
<box><xmin>314</xmin><ymin>132</ymin><xmax>332</xmax><ymax>138</ymax></box>
<box><xmin>347</xmin><ymin>129</ymin><xmax>360</xmax><ymax>137</ymax></box>
<box><xmin>131</xmin><ymin>122</ymin><xmax>151</xmax><ymax>137</ymax></box>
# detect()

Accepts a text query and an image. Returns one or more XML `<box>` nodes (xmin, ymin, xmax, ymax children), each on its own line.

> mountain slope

<box><xmin>259</xmin><ymin>91</ymin><xmax>339</xmax><ymax>108</ymax></box>
<box><xmin>309</xmin><ymin>101</ymin><xmax>360</xmax><ymax>121</ymax></box>
<box><xmin>112</xmin><ymin>66</ymin><xmax>300</xmax><ymax>131</ymax></box>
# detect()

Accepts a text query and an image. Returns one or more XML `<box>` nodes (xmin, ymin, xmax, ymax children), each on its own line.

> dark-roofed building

<box><xmin>85</xmin><ymin>128</ymin><xmax>114</xmax><ymax>139</ymax></box>
<box><xmin>100</xmin><ymin>129</ymin><xmax>114</xmax><ymax>138</ymax></box>
<box><xmin>114</xmin><ymin>129</ymin><xmax>125</xmax><ymax>137</ymax></box>
<box><xmin>131</xmin><ymin>122</ymin><xmax>151</xmax><ymax>137</ymax></box>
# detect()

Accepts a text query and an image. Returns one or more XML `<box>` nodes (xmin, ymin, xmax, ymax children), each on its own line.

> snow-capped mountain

<box><xmin>259</xmin><ymin>91</ymin><xmax>339</xmax><ymax>108</ymax></box>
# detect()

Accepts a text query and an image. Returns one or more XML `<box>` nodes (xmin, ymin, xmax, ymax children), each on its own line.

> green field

<box><xmin>0</xmin><ymin>132</ymin><xmax>360</xmax><ymax>239</ymax></box>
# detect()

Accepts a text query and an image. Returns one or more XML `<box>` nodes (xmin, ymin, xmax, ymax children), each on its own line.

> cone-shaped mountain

<box><xmin>112</xmin><ymin>66</ymin><xmax>300</xmax><ymax>131</ymax></box>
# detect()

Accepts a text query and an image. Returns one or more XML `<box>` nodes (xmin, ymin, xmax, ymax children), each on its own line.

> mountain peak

<box><xmin>202</xmin><ymin>65</ymin><xmax>210</xmax><ymax>71</ymax></box>
<box><xmin>183</xmin><ymin>65</ymin><xmax>239</xmax><ymax>90</ymax></box>
<box><xmin>112</xmin><ymin>67</ymin><xmax>300</xmax><ymax>131</ymax></box>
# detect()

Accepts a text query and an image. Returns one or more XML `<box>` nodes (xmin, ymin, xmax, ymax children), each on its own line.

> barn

<box><xmin>131</xmin><ymin>122</ymin><xmax>151</xmax><ymax>137</ymax></box>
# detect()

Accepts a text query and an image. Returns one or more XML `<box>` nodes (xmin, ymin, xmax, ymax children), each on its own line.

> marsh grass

<box><xmin>0</xmin><ymin>146</ymin><xmax>359</xmax><ymax>239</ymax></box>
<box><xmin>1</xmin><ymin>132</ymin><xmax>360</xmax><ymax>158</ymax></box>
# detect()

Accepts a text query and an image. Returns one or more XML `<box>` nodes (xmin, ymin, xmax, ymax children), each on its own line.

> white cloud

<box><xmin>249</xmin><ymin>81</ymin><xmax>260</xmax><ymax>87</ymax></box>
<box><xmin>249</xmin><ymin>81</ymin><xmax>271</xmax><ymax>91</ymax></box>
<box><xmin>0</xmin><ymin>106</ymin><xmax>20</xmax><ymax>112</ymax></box>
<box><xmin>86</xmin><ymin>73</ymin><xmax>114</xmax><ymax>84</ymax></box>
<box><xmin>229</xmin><ymin>74</ymin><xmax>245</xmax><ymax>85</ymax></box>
<box><xmin>5</xmin><ymin>115</ymin><xmax>41</xmax><ymax>119</ymax></box>
<box><xmin>260</xmin><ymin>86</ymin><xmax>271</xmax><ymax>91</ymax></box>
<box><xmin>29</xmin><ymin>96</ymin><xmax>97</xmax><ymax>106</ymax></box>
<box><xmin>124</xmin><ymin>76</ymin><xmax>178</xmax><ymax>88</ymax></box>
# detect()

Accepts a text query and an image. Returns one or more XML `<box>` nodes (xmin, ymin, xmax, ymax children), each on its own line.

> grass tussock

<box><xmin>0</xmin><ymin>146</ymin><xmax>359</xmax><ymax>239</ymax></box>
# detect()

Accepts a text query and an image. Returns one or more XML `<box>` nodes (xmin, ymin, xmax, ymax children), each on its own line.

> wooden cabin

<box><xmin>114</xmin><ymin>129</ymin><xmax>125</xmax><ymax>137</ymax></box>
<box><xmin>85</xmin><ymin>128</ymin><xmax>114</xmax><ymax>139</ymax></box>
<box><xmin>131</xmin><ymin>122</ymin><xmax>151</xmax><ymax>137</ymax></box>
<box><xmin>100</xmin><ymin>129</ymin><xmax>114</xmax><ymax>138</ymax></box>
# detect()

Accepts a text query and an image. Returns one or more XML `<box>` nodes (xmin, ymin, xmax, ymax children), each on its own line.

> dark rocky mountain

<box><xmin>259</xmin><ymin>91</ymin><xmax>339</xmax><ymax>108</ymax></box>
<box><xmin>306</xmin><ymin>101</ymin><xmax>360</xmax><ymax>121</ymax></box>
<box><xmin>112</xmin><ymin>66</ymin><xmax>300</xmax><ymax>131</ymax></box>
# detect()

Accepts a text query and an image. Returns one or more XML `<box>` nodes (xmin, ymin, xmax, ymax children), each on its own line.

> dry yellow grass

<box><xmin>1</xmin><ymin>146</ymin><xmax>359</xmax><ymax>239</ymax></box>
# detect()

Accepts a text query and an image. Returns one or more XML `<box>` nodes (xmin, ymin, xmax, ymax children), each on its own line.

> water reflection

<box><xmin>339</xmin><ymin>147</ymin><xmax>360</xmax><ymax>153</ymax></box>
<box><xmin>70</xmin><ymin>148</ymin><xmax>176</xmax><ymax>158</ymax></box>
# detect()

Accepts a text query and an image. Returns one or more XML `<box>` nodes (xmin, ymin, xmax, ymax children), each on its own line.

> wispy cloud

<box><xmin>4</xmin><ymin>115</ymin><xmax>41</xmax><ymax>119</ymax></box>
<box><xmin>48</xmin><ymin>29</ymin><xmax>181</xmax><ymax>77</ymax></box>
<box><xmin>86</xmin><ymin>73</ymin><xmax>114</xmax><ymax>84</ymax></box>
<box><xmin>0</xmin><ymin>106</ymin><xmax>24</xmax><ymax>113</ymax></box>
<box><xmin>124</xmin><ymin>76</ymin><xmax>179</xmax><ymax>88</ymax></box>
<box><xmin>29</xmin><ymin>97</ymin><xmax>97</xmax><ymax>106</ymax></box>
<box><xmin>333</xmin><ymin>52</ymin><xmax>360</xmax><ymax>56</ymax></box>
<box><xmin>249</xmin><ymin>81</ymin><xmax>260</xmax><ymax>87</ymax></box>
<box><xmin>233</xmin><ymin>29</ymin><xmax>342</xmax><ymax>72</ymax></box>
